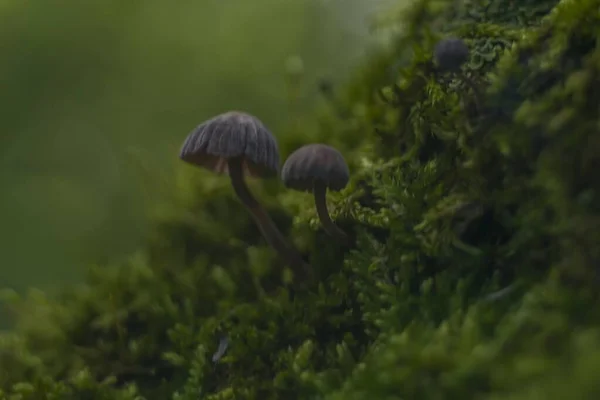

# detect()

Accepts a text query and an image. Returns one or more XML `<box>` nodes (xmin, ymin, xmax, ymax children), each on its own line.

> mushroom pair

<box><xmin>179</xmin><ymin>111</ymin><xmax>349</xmax><ymax>282</ymax></box>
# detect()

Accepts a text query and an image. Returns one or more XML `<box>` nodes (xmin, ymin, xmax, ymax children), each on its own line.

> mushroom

<box><xmin>433</xmin><ymin>37</ymin><xmax>482</xmax><ymax>109</ymax></box>
<box><xmin>179</xmin><ymin>111</ymin><xmax>311</xmax><ymax>281</ymax></box>
<box><xmin>281</xmin><ymin>144</ymin><xmax>350</xmax><ymax>245</ymax></box>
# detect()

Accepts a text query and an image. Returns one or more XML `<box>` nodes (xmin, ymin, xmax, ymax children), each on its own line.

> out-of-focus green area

<box><xmin>0</xmin><ymin>0</ymin><xmax>379</xmax><ymax>293</ymax></box>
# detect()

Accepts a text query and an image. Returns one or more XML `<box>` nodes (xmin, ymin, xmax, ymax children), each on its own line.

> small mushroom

<box><xmin>433</xmin><ymin>37</ymin><xmax>482</xmax><ymax>109</ymax></box>
<box><xmin>281</xmin><ymin>144</ymin><xmax>350</xmax><ymax>244</ymax></box>
<box><xmin>433</xmin><ymin>37</ymin><xmax>469</xmax><ymax>72</ymax></box>
<box><xmin>179</xmin><ymin>111</ymin><xmax>311</xmax><ymax>281</ymax></box>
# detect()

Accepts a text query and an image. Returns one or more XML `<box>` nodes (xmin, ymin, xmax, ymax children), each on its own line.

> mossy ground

<box><xmin>1</xmin><ymin>0</ymin><xmax>600</xmax><ymax>398</ymax></box>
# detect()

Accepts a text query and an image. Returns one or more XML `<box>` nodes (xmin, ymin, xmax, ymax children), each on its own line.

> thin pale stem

<box><xmin>313</xmin><ymin>182</ymin><xmax>349</xmax><ymax>245</ymax></box>
<box><xmin>228</xmin><ymin>157</ymin><xmax>312</xmax><ymax>282</ymax></box>
<box><xmin>458</xmin><ymin>70</ymin><xmax>482</xmax><ymax>111</ymax></box>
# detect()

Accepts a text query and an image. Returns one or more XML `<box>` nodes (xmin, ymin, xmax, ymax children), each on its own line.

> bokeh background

<box><xmin>0</xmin><ymin>0</ymin><xmax>388</xmax><ymax>304</ymax></box>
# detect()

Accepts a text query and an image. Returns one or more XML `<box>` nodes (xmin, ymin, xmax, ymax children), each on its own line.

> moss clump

<box><xmin>1</xmin><ymin>0</ymin><xmax>600</xmax><ymax>398</ymax></box>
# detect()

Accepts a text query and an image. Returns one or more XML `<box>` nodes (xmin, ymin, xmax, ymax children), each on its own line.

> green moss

<box><xmin>1</xmin><ymin>0</ymin><xmax>600</xmax><ymax>398</ymax></box>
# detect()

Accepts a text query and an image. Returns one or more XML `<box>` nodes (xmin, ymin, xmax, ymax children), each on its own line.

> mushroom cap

<box><xmin>179</xmin><ymin>111</ymin><xmax>280</xmax><ymax>177</ymax></box>
<box><xmin>433</xmin><ymin>37</ymin><xmax>470</xmax><ymax>72</ymax></box>
<box><xmin>281</xmin><ymin>144</ymin><xmax>349</xmax><ymax>192</ymax></box>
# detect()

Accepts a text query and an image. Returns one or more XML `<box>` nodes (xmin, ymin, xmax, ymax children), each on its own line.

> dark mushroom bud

<box><xmin>433</xmin><ymin>37</ymin><xmax>482</xmax><ymax>110</ymax></box>
<box><xmin>179</xmin><ymin>111</ymin><xmax>311</xmax><ymax>281</ymax></box>
<box><xmin>281</xmin><ymin>144</ymin><xmax>350</xmax><ymax>245</ymax></box>
<box><xmin>433</xmin><ymin>37</ymin><xmax>469</xmax><ymax>72</ymax></box>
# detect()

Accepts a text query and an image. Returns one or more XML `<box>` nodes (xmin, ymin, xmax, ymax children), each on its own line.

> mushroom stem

<box><xmin>457</xmin><ymin>70</ymin><xmax>482</xmax><ymax>111</ymax></box>
<box><xmin>313</xmin><ymin>182</ymin><xmax>349</xmax><ymax>245</ymax></box>
<box><xmin>227</xmin><ymin>157</ymin><xmax>312</xmax><ymax>281</ymax></box>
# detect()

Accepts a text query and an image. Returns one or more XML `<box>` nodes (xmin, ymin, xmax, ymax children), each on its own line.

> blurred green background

<box><xmin>0</xmin><ymin>0</ymin><xmax>383</xmax><ymax>298</ymax></box>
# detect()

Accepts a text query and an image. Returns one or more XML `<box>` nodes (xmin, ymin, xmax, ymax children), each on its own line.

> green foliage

<box><xmin>2</xmin><ymin>0</ymin><xmax>600</xmax><ymax>398</ymax></box>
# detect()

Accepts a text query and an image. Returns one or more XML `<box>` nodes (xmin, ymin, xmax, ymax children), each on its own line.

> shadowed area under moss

<box><xmin>1</xmin><ymin>0</ymin><xmax>600</xmax><ymax>398</ymax></box>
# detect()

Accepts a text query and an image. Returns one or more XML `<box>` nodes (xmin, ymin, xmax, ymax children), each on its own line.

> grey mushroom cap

<box><xmin>433</xmin><ymin>37</ymin><xmax>470</xmax><ymax>72</ymax></box>
<box><xmin>179</xmin><ymin>111</ymin><xmax>280</xmax><ymax>177</ymax></box>
<box><xmin>281</xmin><ymin>144</ymin><xmax>349</xmax><ymax>192</ymax></box>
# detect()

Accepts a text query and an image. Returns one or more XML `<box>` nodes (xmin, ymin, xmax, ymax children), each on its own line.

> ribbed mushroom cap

<box><xmin>281</xmin><ymin>144</ymin><xmax>349</xmax><ymax>192</ymax></box>
<box><xmin>179</xmin><ymin>111</ymin><xmax>280</xmax><ymax>177</ymax></box>
<box><xmin>433</xmin><ymin>37</ymin><xmax>470</xmax><ymax>72</ymax></box>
